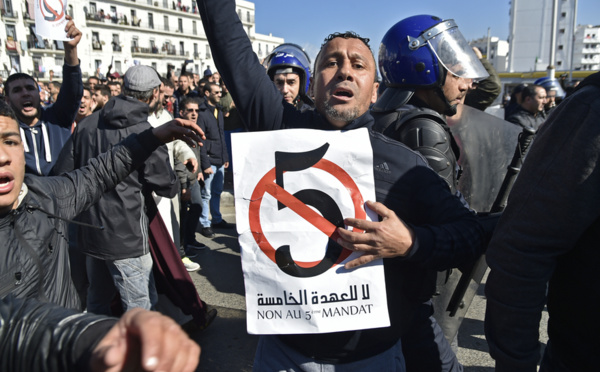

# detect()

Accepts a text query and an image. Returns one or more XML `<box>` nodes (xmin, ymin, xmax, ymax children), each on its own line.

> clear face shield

<box><xmin>409</xmin><ymin>20</ymin><xmax>489</xmax><ymax>81</ymax></box>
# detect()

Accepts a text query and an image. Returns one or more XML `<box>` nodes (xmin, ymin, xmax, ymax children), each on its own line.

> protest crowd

<box><xmin>1</xmin><ymin>1</ymin><xmax>598</xmax><ymax>371</ymax></box>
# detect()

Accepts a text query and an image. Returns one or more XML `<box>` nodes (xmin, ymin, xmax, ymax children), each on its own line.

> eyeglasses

<box><xmin>185</xmin><ymin>108</ymin><xmax>200</xmax><ymax>113</ymax></box>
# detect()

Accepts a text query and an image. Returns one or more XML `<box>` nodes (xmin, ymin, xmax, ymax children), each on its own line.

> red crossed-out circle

<box><xmin>249</xmin><ymin>158</ymin><xmax>366</xmax><ymax>268</ymax></box>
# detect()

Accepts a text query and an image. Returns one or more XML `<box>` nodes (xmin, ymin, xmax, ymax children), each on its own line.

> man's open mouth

<box><xmin>0</xmin><ymin>174</ymin><xmax>15</xmax><ymax>193</ymax></box>
<box><xmin>333</xmin><ymin>88</ymin><xmax>354</xmax><ymax>99</ymax></box>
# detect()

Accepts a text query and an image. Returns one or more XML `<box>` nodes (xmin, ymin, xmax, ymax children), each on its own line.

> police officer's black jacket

<box><xmin>197</xmin><ymin>0</ymin><xmax>485</xmax><ymax>363</ymax></box>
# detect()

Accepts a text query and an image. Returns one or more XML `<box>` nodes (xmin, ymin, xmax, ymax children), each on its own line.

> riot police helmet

<box><xmin>375</xmin><ymin>15</ymin><xmax>489</xmax><ymax>113</ymax></box>
<box><xmin>266</xmin><ymin>43</ymin><xmax>312</xmax><ymax>97</ymax></box>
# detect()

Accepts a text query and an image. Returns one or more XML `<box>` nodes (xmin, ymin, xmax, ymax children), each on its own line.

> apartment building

<box><xmin>0</xmin><ymin>0</ymin><xmax>283</xmax><ymax>80</ymax></box>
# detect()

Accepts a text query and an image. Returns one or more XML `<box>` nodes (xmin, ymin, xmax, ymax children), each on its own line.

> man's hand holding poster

<box><xmin>232</xmin><ymin>128</ymin><xmax>390</xmax><ymax>334</ymax></box>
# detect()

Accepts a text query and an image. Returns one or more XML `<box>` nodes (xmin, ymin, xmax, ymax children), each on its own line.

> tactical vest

<box><xmin>372</xmin><ymin>107</ymin><xmax>461</xmax><ymax>194</ymax></box>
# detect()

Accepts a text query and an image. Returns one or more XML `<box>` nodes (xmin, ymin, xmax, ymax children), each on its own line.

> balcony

<box><xmin>131</xmin><ymin>46</ymin><xmax>160</xmax><ymax>55</ymax></box>
<box><xmin>92</xmin><ymin>41</ymin><xmax>102</xmax><ymax>51</ymax></box>
<box><xmin>112</xmin><ymin>44</ymin><xmax>122</xmax><ymax>52</ymax></box>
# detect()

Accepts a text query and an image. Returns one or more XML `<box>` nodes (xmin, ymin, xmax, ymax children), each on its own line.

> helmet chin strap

<box><xmin>435</xmin><ymin>67</ymin><xmax>457</xmax><ymax>117</ymax></box>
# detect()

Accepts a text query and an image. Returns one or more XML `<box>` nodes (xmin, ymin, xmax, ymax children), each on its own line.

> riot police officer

<box><xmin>372</xmin><ymin>15</ymin><xmax>490</xmax><ymax>372</ymax></box>
<box><xmin>266</xmin><ymin>43</ymin><xmax>314</xmax><ymax>111</ymax></box>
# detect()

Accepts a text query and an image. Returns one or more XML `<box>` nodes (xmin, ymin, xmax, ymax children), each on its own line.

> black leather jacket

<box><xmin>0</xmin><ymin>295</ymin><xmax>115</xmax><ymax>371</ymax></box>
<box><xmin>0</xmin><ymin>130</ymin><xmax>166</xmax><ymax>309</ymax></box>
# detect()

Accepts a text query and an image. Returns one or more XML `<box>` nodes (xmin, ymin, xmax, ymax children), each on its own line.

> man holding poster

<box><xmin>197</xmin><ymin>0</ymin><xmax>486</xmax><ymax>370</ymax></box>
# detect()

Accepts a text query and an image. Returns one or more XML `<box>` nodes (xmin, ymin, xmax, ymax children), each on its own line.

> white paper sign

<box><xmin>34</xmin><ymin>0</ymin><xmax>70</xmax><ymax>41</ymax></box>
<box><xmin>232</xmin><ymin>128</ymin><xmax>390</xmax><ymax>335</ymax></box>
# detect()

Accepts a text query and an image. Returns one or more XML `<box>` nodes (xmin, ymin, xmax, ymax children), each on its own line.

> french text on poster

<box><xmin>232</xmin><ymin>128</ymin><xmax>390</xmax><ymax>334</ymax></box>
<box><xmin>35</xmin><ymin>0</ymin><xmax>70</xmax><ymax>40</ymax></box>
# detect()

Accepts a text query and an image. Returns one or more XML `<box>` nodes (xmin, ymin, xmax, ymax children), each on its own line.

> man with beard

<box><xmin>372</xmin><ymin>15</ymin><xmax>490</xmax><ymax>371</ymax></box>
<box><xmin>52</xmin><ymin>65</ymin><xmax>177</xmax><ymax>315</ymax></box>
<box><xmin>197</xmin><ymin>1</ymin><xmax>486</xmax><ymax>369</ymax></box>
<box><xmin>197</xmin><ymin>83</ymin><xmax>230</xmax><ymax>238</ymax></box>
<box><xmin>3</xmin><ymin>16</ymin><xmax>82</xmax><ymax>175</ymax></box>
<box><xmin>92</xmin><ymin>85</ymin><xmax>110</xmax><ymax>112</ymax></box>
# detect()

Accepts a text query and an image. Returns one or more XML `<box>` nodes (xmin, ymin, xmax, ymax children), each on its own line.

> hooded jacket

<box><xmin>52</xmin><ymin>96</ymin><xmax>177</xmax><ymax>260</ymax></box>
<box><xmin>1</xmin><ymin>130</ymin><xmax>166</xmax><ymax>310</ymax></box>
<box><xmin>18</xmin><ymin>63</ymin><xmax>83</xmax><ymax>176</ymax></box>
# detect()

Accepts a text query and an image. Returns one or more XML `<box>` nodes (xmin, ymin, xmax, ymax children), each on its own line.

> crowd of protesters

<box><xmin>1</xmin><ymin>5</ymin><xmax>598</xmax><ymax>371</ymax></box>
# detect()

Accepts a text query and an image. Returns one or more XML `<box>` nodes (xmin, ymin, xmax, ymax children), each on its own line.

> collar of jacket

<box><xmin>335</xmin><ymin>111</ymin><xmax>374</xmax><ymax>131</ymax></box>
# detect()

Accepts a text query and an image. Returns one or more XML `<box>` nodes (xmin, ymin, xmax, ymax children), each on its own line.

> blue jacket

<box><xmin>19</xmin><ymin>63</ymin><xmax>83</xmax><ymax>176</ymax></box>
<box><xmin>198</xmin><ymin>0</ymin><xmax>485</xmax><ymax>362</ymax></box>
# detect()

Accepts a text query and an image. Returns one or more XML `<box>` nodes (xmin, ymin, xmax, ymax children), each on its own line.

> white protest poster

<box><xmin>34</xmin><ymin>0</ymin><xmax>70</xmax><ymax>40</ymax></box>
<box><xmin>232</xmin><ymin>128</ymin><xmax>390</xmax><ymax>335</ymax></box>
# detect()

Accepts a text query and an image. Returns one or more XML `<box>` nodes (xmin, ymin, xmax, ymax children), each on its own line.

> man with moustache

<box><xmin>92</xmin><ymin>85</ymin><xmax>110</xmax><ymax>112</ymax></box>
<box><xmin>197</xmin><ymin>0</ymin><xmax>486</xmax><ymax>369</ymax></box>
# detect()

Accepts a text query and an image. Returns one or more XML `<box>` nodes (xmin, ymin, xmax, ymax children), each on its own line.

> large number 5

<box><xmin>273</xmin><ymin>144</ymin><xmax>346</xmax><ymax>278</ymax></box>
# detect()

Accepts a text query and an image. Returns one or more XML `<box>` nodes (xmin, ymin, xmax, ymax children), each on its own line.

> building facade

<box><xmin>0</xmin><ymin>0</ymin><xmax>283</xmax><ymax>80</ymax></box>
<box><xmin>469</xmin><ymin>36</ymin><xmax>510</xmax><ymax>73</ymax></box>
<box><xmin>508</xmin><ymin>0</ymin><xmax>577</xmax><ymax>72</ymax></box>
<box><xmin>573</xmin><ymin>25</ymin><xmax>600</xmax><ymax>71</ymax></box>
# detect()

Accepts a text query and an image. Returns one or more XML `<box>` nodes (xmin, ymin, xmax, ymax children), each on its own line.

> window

<box><xmin>115</xmin><ymin>61</ymin><xmax>122</xmax><ymax>74</ymax></box>
<box><xmin>206</xmin><ymin>44</ymin><xmax>211</xmax><ymax>59</ymax></box>
<box><xmin>193</xmin><ymin>20</ymin><xmax>197</xmax><ymax>35</ymax></box>
<box><xmin>164</xmin><ymin>16</ymin><xmax>169</xmax><ymax>31</ymax></box>
<box><xmin>180</xmin><ymin>41</ymin><xmax>185</xmax><ymax>56</ymax></box>
<box><xmin>32</xmin><ymin>57</ymin><xmax>42</xmax><ymax>78</ymax></box>
<box><xmin>558</xmin><ymin>45</ymin><xmax>564</xmax><ymax>50</ymax></box>
<box><xmin>92</xmin><ymin>31</ymin><xmax>101</xmax><ymax>50</ymax></box>
<box><xmin>178</xmin><ymin>18</ymin><xmax>183</xmax><ymax>33</ymax></box>
<box><xmin>55</xmin><ymin>57</ymin><xmax>63</xmax><ymax>67</ymax></box>
<box><xmin>163</xmin><ymin>0</ymin><xmax>168</xmax><ymax>8</ymax></box>
<box><xmin>237</xmin><ymin>9</ymin><xmax>241</xmax><ymax>19</ymax></box>
<box><xmin>246</xmin><ymin>11</ymin><xmax>250</xmax><ymax>22</ymax></box>
<box><xmin>112</xmin><ymin>34</ymin><xmax>121</xmax><ymax>52</ymax></box>
<box><xmin>148</xmin><ymin>13</ymin><xmax>154</xmax><ymax>29</ymax></box>
<box><xmin>194</xmin><ymin>43</ymin><xmax>199</xmax><ymax>58</ymax></box>
<box><xmin>3</xmin><ymin>0</ymin><xmax>14</xmax><ymax>16</ymax></box>
<box><xmin>90</xmin><ymin>2</ymin><xmax>97</xmax><ymax>14</ymax></box>
<box><xmin>68</xmin><ymin>5</ymin><xmax>74</xmax><ymax>17</ymax></box>
<box><xmin>559</xmin><ymin>28</ymin><xmax>565</xmax><ymax>34</ymax></box>
<box><xmin>6</xmin><ymin>25</ymin><xmax>17</xmax><ymax>41</ymax></box>
<box><xmin>152</xmin><ymin>62</ymin><xmax>157</xmax><ymax>70</ymax></box>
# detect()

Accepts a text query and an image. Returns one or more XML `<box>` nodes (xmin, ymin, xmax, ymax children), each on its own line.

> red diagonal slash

<box><xmin>249</xmin><ymin>158</ymin><xmax>366</xmax><ymax>266</ymax></box>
